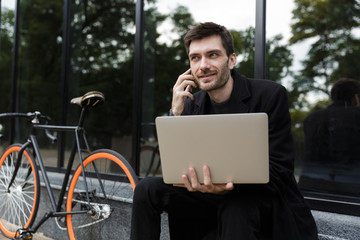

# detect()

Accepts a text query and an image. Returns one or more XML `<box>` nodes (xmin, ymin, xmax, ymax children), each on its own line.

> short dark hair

<box><xmin>184</xmin><ymin>22</ymin><xmax>235</xmax><ymax>57</ymax></box>
<box><xmin>330</xmin><ymin>78</ymin><xmax>360</xmax><ymax>104</ymax></box>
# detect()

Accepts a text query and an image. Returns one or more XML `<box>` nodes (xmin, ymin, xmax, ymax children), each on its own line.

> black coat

<box><xmin>182</xmin><ymin>70</ymin><xmax>318</xmax><ymax>240</ymax></box>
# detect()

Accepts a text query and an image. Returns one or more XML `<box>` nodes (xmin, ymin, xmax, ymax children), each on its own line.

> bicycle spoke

<box><xmin>17</xmin><ymin>193</ymin><xmax>33</xmax><ymax>214</ymax></box>
<box><xmin>0</xmin><ymin>196</ymin><xmax>10</xmax><ymax>214</ymax></box>
<box><xmin>0</xmin><ymin>178</ymin><xmax>9</xmax><ymax>189</ymax></box>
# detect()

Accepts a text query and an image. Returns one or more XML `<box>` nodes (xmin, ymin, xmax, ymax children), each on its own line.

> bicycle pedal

<box><xmin>14</xmin><ymin>236</ymin><xmax>33</xmax><ymax>240</ymax></box>
<box><xmin>14</xmin><ymin>229</ymin><xmax>33</xmax><ymax>239</ymax></box>
<box><xmin>13</xmin><ymin>235</ymin><xmax>33</xmax><ymax>240</ymax></box>
<box><xmin>13</xmin><ymin>236</ymin><xmax>33</xmax><ymax>240</ymax></box>
<box><xmin>22</xmin><ymin>236</ymin><xmax>33</xmax><ymax>240</ymax></box>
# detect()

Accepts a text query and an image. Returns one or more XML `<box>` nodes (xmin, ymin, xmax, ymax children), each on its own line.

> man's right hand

<box><xmin>171</xmin><ymin>68</ymin><xmax>197</xmax><ymax>116</ymax></box>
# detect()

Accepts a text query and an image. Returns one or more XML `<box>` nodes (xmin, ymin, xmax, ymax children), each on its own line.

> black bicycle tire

<box><xmin>140</xmin><ymin>145</ymin><xmax>161</xmax><ymax>176</ymax></box>
<box><xmin>0</xmin><ymin>144</ymin><xmax>40</xmax><ymax>238</ymax></box>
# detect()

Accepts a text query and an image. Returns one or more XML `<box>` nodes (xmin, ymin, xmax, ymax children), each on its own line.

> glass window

<box><xmin>286</xmin><ymin>0</ymin><xmax>360</xmax><ymax>200</ymax></box>
<box><xmin>0</xmin><ymin>1</ymin><xmax>63</xmax><ymax>163</ymax></box>
<box><xmin>66</xmin><ymin>0</ymin><xmax>136</xmax><ymax>167</ymax></box>
<box><xmin>0</xmin><ymin>0</ymin><xmax>16</xmax><ymax>151</ymax></box>
<box><xmin>2</xmin><ymin>0</ymin><xmax>360</xmax><ymax>207</ymax></box>
<box><xmin>0</xmin><ymin>0</ymin><xmax>136</xmax><ymax>169</ymax></box>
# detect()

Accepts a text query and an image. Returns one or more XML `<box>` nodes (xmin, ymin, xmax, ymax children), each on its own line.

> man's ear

<box><xmin>228</xmin><ymin>53</ymin><xmax>237</xmax><ymax>70</ymax></box>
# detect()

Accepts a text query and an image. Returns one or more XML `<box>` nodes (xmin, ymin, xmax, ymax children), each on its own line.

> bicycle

<box><xmin>139</xmin><ymin>122</ymin><xmax>161</xmax><ymax>176</ymax></box>
<box><xmin>0</xmin><ymin>91</ymin><xmax>138</xmax><ymax>240</ymax></box>
<box><xmin>140</xmin><ymin>144</ymin><xmax>161</xmax><ymax>176</ymax></box>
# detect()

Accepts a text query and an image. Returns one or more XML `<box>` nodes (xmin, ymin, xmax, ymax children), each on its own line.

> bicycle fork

<box><xmin>6</xmin><ymin>141</ymin><xmax>32</xmax><ymax>193</ymax></box>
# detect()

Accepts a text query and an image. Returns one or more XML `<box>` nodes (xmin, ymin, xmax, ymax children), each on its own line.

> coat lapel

<box><xmin>228</xmin><ymin>71</ymin><xmax>251</xmax><ymax>113</ymax></box>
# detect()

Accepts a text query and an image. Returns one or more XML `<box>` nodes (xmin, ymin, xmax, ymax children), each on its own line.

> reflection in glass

<box><xmin>0</xmin><ymin>3</ymin><xmax>13</xmax><ymax>116</ymax></box>
<box><xmin>299</xmin><ymin>79</ymin><xmax>360</xmax><ymax>197</ymax></box>
<box><xmin>0</xmin><ymin>0</ymin><xmax>137</xmax><ymax>168</ymax></box>
<box><xmin>68</xmin><ymin>0</ymin><xmax>136</xmax><ymax>167</ymax></box>
<box><xmin>289</xmin><ymin>0</ymin><xmax>360</xmax><ymax>199</ymax></box>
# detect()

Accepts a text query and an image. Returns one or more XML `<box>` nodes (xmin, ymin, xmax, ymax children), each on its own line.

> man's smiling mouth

<box><xmin>199</xmin><ymin>72</ymin><xmax>216</xmax><ymax>79</ymax></box>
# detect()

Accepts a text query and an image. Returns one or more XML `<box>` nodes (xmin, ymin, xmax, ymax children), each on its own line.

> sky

<box><xmin>156</xmin><ymin>0</ymin><xmax>294</xmax><ymax>40</ymax></box>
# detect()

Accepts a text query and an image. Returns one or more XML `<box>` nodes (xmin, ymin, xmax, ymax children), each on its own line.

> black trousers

<box><xmin>130</xmin><ymin>177</ymin><xmax>272</xmax><ymax>240</ymax></box>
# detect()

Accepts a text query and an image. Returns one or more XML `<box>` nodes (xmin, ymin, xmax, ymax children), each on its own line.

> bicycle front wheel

<box><xmin>66</xmin><ymin>149</ymin><xmax>138</xmax><ymax>240</ymax></box>
<box><xmin>0</xmin><ymin>144</ymin><xmax>40</xmax><ymax>238</ymax></box>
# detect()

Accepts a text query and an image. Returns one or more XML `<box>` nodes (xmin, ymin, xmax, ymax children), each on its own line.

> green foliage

<box><xmin>290</xmin><ymin>0</ymin><xmax>360</xmax><ymax>102</ymax></box>
<box><xmin>67</xmin><ymin>0</ymin><xmax>137</xmax><ymax>146</ymax></box>
<box><xmin>16</xmin><ymin>0</ymin><xmax>63</xmax><ymax>120</ymax></box>
<box><xmin>142</xmin><ymin>5</ymin><xmax>195</xmax><ymax>121</ymax></box>
<box><xmin>0</xmin><ymin>8</ymin><xmax>15</xmax><ymax>113</ymax></box>
<box><xmin>232</xmin><ymin>27</ymin><xmax>293</xmax><ymax>82</ymax></box>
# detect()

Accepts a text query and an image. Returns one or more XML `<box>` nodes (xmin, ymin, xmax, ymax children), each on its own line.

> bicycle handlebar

<box><xmin>0</xmin><ymin>111</ymin><xmax>57</xmax><ymax>142</ymax></box>
<box><xmin>0</xmin><ymin>111</ymin><xmax>51</xmax><ymax>122</ymax></box>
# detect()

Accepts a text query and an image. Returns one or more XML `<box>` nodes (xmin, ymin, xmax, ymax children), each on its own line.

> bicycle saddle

<box><xmin>70</xmin><ymin>91</ymin><xmax>105</xmax><ymax>109</ymax></box>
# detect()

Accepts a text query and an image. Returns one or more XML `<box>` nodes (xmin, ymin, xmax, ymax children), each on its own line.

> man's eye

<box><xmin>191</xmin><ymin>56</ymin><xmax>199</xmax><ymax>60</ymax></box>
<box><xmin>210</xmin><ymin>53</ymin><xmax>218</xmax><ymax>57</ymax></box>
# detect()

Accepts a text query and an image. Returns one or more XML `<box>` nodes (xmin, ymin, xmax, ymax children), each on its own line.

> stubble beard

<box><xmin>195</xmin><ymin>61</ymin><xmax>231</xmax><ymax>92</ymax></box>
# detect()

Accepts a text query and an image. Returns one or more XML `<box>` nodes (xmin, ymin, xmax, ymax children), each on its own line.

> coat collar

<box><xmin>192</xmin><ymin>70</ymin><xmax>251</xmax><ymax>114</ymax></box>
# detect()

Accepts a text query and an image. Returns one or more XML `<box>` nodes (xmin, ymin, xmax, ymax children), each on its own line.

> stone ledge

<box><xmin>35</xmin><ymin>172</ymin><xmax>360</xmax><ymax>240</ymax></box>
<box><xmin>313</xmin><ymin>210</ymin><xmax>360</xmax><ymax>240</ymax></box>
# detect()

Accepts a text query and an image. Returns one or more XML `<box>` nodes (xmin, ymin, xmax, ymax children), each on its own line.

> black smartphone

<box><xmin>189</xmin><ymin>71</ymin><xmax>193</xmax><ymax>92</ymax></box>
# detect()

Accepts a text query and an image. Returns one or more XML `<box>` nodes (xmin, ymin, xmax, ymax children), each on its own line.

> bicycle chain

<box><xmin>55</xmin><ymin>198</ymin><xmax>111</xmax><ymax>230</ymax></box>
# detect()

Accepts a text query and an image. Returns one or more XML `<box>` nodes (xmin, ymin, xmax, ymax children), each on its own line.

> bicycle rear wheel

<box><xmin>140</xmin><ymin>145</ymin><xmax>161</xmax><ymax>176</ymax></box>
<box><xmin>0</xmin><ymin>144</ymin><xmax>40</xmax><ymax>238</ymax></box>
<box><xmin>66</xmin><ymin>149</ymin><xmax>138</xmax><ymax>240</ymax></box>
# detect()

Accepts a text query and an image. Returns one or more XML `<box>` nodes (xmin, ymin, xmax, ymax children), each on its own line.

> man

<box><xmin>131</xmin><ymin>22</ymin><xmax>318</xmax><ymax>240</ymax></box>
<box><xmin>299</xmin><ymin>78</ymin><xmax>360</xmax><ymax>196</ymax></box>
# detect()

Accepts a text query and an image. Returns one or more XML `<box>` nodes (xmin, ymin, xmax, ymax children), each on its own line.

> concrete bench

<box><xmin>32</xmin><ymin>172</ymin><xmax>359</xmax><ymax>240</ymax></box>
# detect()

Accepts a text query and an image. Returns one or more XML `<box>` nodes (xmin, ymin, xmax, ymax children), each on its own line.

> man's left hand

<box><xmin>174</xmin><ymin>165</ymin><xmax>234</xmax><ymax>195</ymax></box>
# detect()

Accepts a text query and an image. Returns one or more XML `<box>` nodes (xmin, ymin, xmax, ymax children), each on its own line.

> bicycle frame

<box><xmin>4</xmin><ymin>108</ymin><xmax>107</xmax><ymax>233</ymax></box>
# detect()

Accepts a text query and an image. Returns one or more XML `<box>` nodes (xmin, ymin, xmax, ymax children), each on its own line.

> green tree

<box><xmin>0</xmin><ymin>8</ymin><xmax>14</xmax><ymax>114</ymax></box>
<box><xmin>233</xmin><ymin>27</ymin><xmax>293</xmax><ymax>83</ymax></box>
<box><xmin>290</xmin><ymin>0</ymin><xmax>360</xmax><ymax>101</ymax></box>
<box><xmin>141</xmin><ymin>4</ymin><xmax>195</xmax><ymax>120</ymax></box>
<box><xmin>67</xmin><ymin>0</ymin><xmax>137</xmax><ymax>147</ymax></box>
<box><xmin>17</xmin><ymin>0</ymin><xmax>63</xmax><ymax>120</ymax></box>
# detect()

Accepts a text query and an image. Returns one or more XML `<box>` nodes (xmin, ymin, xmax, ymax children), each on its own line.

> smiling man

<box><xmin>130</xmin><ymin>22</ymin><xmax>318</xmax><ymax>240</ymax></box>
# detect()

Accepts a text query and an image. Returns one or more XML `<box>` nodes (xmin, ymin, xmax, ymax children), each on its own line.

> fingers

<box><xmin>173</xmin><ymin>69</ymin><xmax>195</xmax><ymax>92</ymax></box>
<box><xmin>182</xmin><ymin>172</ymin><xmax>196</xmax><ymax>192</ymax></box>
<box><xmin>174</xmin><ymin>68</ymin><xmax>193</xmax><ymax>86</ymax></box>
<box><xmin>171</xmin><ymin>69</ymin><xmax>197</xmax><ymax>115</ymax></box>
<box><xmin>184</xmin><ymin>166</ymin><xmax>214</xmax><ymax>193</ymax></box>
<box><xmin>181</xmin><ymin>165</ymin><xmax>234</xmax><ymax>194</ymax></box>
<box><xmin>203</xmin><ymin>165</ymin><xmax>212</xmax><ymax>186</ymax></box>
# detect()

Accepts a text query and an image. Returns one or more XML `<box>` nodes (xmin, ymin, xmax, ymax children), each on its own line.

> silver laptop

<box><xmin>155</xmin><ymin>113</ymin><xmax>269</xmax><ymax>184</ymax></box>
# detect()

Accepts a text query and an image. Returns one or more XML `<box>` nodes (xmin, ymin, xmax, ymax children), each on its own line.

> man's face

<box><xmin>188</xmin><ymin>35</ymin><xmax>236</xmax><ymax>92</ymax></box>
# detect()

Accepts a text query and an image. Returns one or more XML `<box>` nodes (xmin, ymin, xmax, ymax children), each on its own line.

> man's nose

<box><xmin>199</xmin><ymin>57</ymin><xmax>210</xmax><ymax>71</ymax></box>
